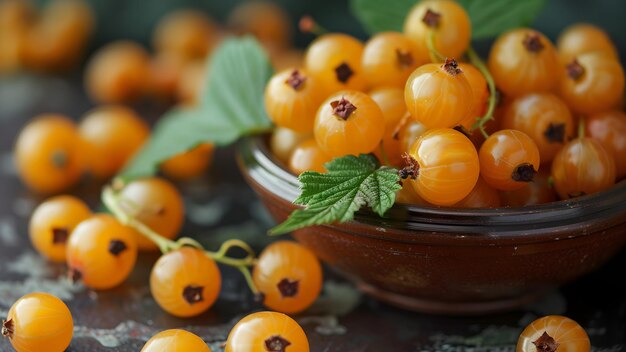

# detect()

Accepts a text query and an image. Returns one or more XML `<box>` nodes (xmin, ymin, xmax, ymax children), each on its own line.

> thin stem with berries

<box><xmin>102</xmin><ymin>184</ymin><xmax>260</xmax><ymax>294</ymax></box>
<box><xmin>467</xmin><ymin>46</ymin><xmax>497</xmax><ymax>139</ymax></box>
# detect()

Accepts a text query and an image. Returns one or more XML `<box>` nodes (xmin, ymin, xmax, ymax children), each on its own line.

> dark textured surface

<box><xmin>0</xmin><ymin>73</ymin><xmax>625</xmax><ymax>351</ymax></box>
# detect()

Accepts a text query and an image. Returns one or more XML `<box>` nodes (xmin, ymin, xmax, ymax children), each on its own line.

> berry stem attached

<box><xmin>427</xmin><ymin>30</ymin><xmax>445</xmax><ymax>63</ymax></box>
<box><xmin>467</xmin><ymin>46</ymin><xmax>497</xmax><ymax>139</ymax></box>
<box><xmin>102</xmin><ymin>184</ymin><xmax>260</xmax><ymax>294</ymax></box>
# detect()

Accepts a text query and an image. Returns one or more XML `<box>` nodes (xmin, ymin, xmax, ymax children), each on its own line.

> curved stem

<box><xmin>427</xmin><ymin>30</ymin><xmax>445</xmax><ymax>63</ymax></box>
<box><xmin>467</xmin><ymin>46</ymin><xmax>497</xmax><ymax>139</ymax></box>
<box><xmin>102</xmin><ymin>185</ymin><xmax>260</xmax><ymax>294</ymax></box>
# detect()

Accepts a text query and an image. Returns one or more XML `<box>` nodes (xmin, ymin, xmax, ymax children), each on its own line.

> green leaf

<box><xmin>270</xmin><ymin>154</ymin><xmax>401</xmax><ymax>236</ymax></box>
<box><xmin>350</xmin><ymin>0</ymin><xmax>547</xmax><ymax>39</ymax></box>
<box><xmin>118</xmin><ymin>36</ymin><xmax>273</xmax><ymax>180</ymax></box>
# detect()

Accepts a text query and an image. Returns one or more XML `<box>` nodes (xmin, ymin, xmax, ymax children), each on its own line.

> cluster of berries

<box><xmin>268</xmin><ymin>0</ymin><xmax>624</xmax><ymax>208</ymax></box>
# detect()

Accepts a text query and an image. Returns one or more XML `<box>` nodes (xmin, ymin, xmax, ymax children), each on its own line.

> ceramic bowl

<box><xmin>237</xmin><ymin>136</ymin><xmax>626</xmax><ymax>315</ymax></box>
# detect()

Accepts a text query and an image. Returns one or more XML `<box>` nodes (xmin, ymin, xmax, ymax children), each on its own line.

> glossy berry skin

<box><xmin>270</xmin><ymin>127</ymin><xmax>311</xmax><ymax>164</ymax></box>
<box><xmin>2</xmin><ymin>292</ymin><xmax>73</xmax><ymax>352</ymax></box>
<box><xmin>153</xmin><ymin>10</ymin><xmax>217</xmax><ymax>61</ymax></box>
<box><xmin>14</xmin><ymin>114</ymin><xmax>84</xmax><ymax>194</ymax></box>
<box><xmin>403</xmin><ymin>0</ymin><xmax>471</xmax><ymax>60</ymax></box>
<box><xmin>488</xmin><ymin>28</ymin><xmax>560</xmax><ymax>97</ymax></box>
<box><xmin>141</xmin><ymin>329</ymin><xmax>211</xmax><ymax>352</ymax></box>
<box><xmin>407</xmin><ymin>128</ymin><xmax>479</xmax><ymax>206</ymax></box>
<box><xmin>361</xmin><ymin>32</ymin><xmax>424</xmax><ymax>89</ymax></box>
<box><xmin>161</xmin><ymin>143</ymin><xmax>214</xmax><ymax>181</ymax></box>
<box><xmin>289</xmin><ymin>139</ymin><xmax>331</xmax><ymax>175</ymax></box>
<box><xmin>370</xmin><ymin>87</ymin><xmax>408</xmax><ymax>166</ymax></box>
<box><xmin>517</xmin><ymin>315</ymin><xmax>590</xmax><ymax>352</ymax></box>
<box><xmin>264</xmin><ymin>69</ymin><xmax>325</xmax><ymax>133</ymax></box>
<box><xmin>586</xmin><ymin>110</ymin><xmax>626</xmax><ymax>179</ymax></box>
<box><xmin>557</xmin><ymin>23</ymin><xmax>618</xmax><ymax>63</ymax></box>
<box><xmin>150</xmin><ymin>247</ymin><xmax>221</xmax><ymax>318</ymax></box>
<box><xmin>396</xmin><ymin>181</ymin><xmax>429</xmax><ymax>206</ymax></box>
<box><xmin>29</xmin><ymin>195</ymin><xmax>91</xmax><ymax>262</ymax></box>
<box><xmin>501</xmin><ymin>93</ymin><xmax>574</xmax><ymax>164</ymax></box>
<box><xmin>500</xmin><ymin>170</ymin><xmax>556</xmax><ymax>207</ymax></box>
<box><xmin>551</xmin><ymin>137</ymin><xmax>615</xmax><ymax>199</ymax></box>
<box><xmin>559</xmin><ymin>52</ymin><xmax>625</xmax><ymax>115</ymax></box>
<box><xmin>454</xmin><ymin>177</ymin><xmax>501</xmax><ymax>208</ymax></box>
<box><xmin>479</xmin><ymin>130</ymin><xmax>541</xmax><ymax>191</ymax></box>
<box><xmin>118</xmin><ymin>177</ymin><xmax>185</xmax><ymax>251</ymax></box>
<box><xmin>304</xmin><ymin>33</ymin><xmax>367</xmax><ymax>94</ymax></box>
<box><xmin>253</xmin><ymin>241</ymin><xmax>322</xmax><ymax>314</ymax></box>
<box><xmin>457</xmin><ymin>63</ymin><xmax>488</xmax><ymax>130</ymax></box>
<box><xmin>79</xmin><ymin>105</ymin><xmax>149</xmax><ymax>179</ymax></box>
<box><xmin>398</xmin><ymin>120</ymin><xmax>428</xmax><ymax>155</ymax></box>
<box><xmin>404</xmin><ymin>60</ymin><xmax>473</xmax><ymax>129</ymax></box>
<box><xmin>225</xmin><ymin>311</ymin><xmax>309</xmax><ymax>352</ymax></box>
<box><xmin>85</xmin><ymin>40</ymin><xmax>150</xmax><ymax>103</ymax></box>
<box><xmin>66</xmin><ymin>214</ymin><xmax>138</xmax><ymax>290</ymax></box>
<box><xmin>314</xmin><ymin>90</ymin><xmax>385</xmax><ymax>158</ymax></box>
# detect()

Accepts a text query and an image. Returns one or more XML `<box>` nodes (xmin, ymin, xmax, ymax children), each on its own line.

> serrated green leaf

<box><xmin>270</xmin><ymin>154</ymin><xmax>401</xmax><ymax>236</ymax></box>
<box><xmin>118</xmin><ymin>36</ymin><xmax>273</xmax><ymax>180</ymax></box>
<box><xmin>350</xmin><ymin>0</ymin><xmax>547</xmax><ymax>39</ymax></box>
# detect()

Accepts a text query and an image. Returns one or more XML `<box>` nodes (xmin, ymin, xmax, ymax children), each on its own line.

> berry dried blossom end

<box><xmin>396</xmin><ymin>49</ymin><xmax>414</xmax><ymax>68</ymax></box>
<box><xmin>523</xmin><ymin>32</ymin><xmax>544</xmax><ymax>52</ymax></box>
<box><xmin>183</xmin><ymin>285</ymin><xmax>204</xmax><ymax>304</ymax></box>
<box><xmin>399</xmin><ymin>153</ymin><xmax>420</xmax><ymax>180</ymax></box>
<box><xmin>532</xmin><ymin>331</ymin><xmax>559</xmax><ymax>352</ymax></box>
<box><xmin>264</xmin><ymin>335</ymin><xmax>292</xmax><ymax>352</ymax></box>
<box><xmin>334</xmin><ymin>62</ymin><xmax>354</xmax><ymax>83</ymax></box>
<box><xmin>512</xmin><ymin>163</ymin><xmax>537</xmax><ymax>182</ymax></box>
<box><xmin>422</xmin><ymin>9</ymin><xmax>441</xmax><ymax>28</ymax></box>
<box><xmin>2</xmin><ymin>319</ymin><xmax>14</xmax><ymax>338</ymax></box>
<box><xmin>567</xmin><ymin>59</ymin><xmax>585</xmax><ymax>80</ymax></box>
<box><xmin>331</xmin><ymin>98</ymin><xmax>357</xmax><ymax>120</ymax></box>
<box><xmin>285</xmin><ymin>70</ymin><xmax>307</xmax><ymax>91</ymax></box>
<box><xmin>442</xmin><ymin>58</ymin><xmax>462</xmax><ymax>76</ymax></box>
<box><xmin>277</xmin><ymin>278</ymin><xmax>299</xmax><ymax>298</ymax></box>
<box><xmin>52</xmin><ymin>227</ymin><xmax>69</xmax><ymax>244</ymax></box>
<box><xmin>544</xmin><ymin>123</ymin><xmax>566</xmax><ymax>143</ymax></box>
<box><xmin>108</xmin><ymin>239</ymin><xmax>128</xmax><ymax>256</ymax></box>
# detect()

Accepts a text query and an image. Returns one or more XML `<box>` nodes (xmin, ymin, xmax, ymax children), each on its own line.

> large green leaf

<box><xmin>118</xmin><ymin>36</ymin><xmax>273</xmax><ymax>180</ymax></box>
<box><xmin>350</xmin><ymin>0</ymin><xmax>547</xmax><ymax>39</ymax></box>
<box><xmin>270</xmin><ymin>154</ymin><xmax>401</xmax><ymax>235</ymax></box>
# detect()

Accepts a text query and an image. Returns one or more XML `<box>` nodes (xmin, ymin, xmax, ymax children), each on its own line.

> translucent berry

<box><xmin>289</xmin><ymin>139</ymin><xmax>331</xmax><ymax>175</ymax></box>
<box><xmin>150</xmin><ymin>247</ymin><xmax>221</xmax><ymax>317</ymax></box>
<box><xmin>118</xmin><ymin>177</ymin><xmax>185</xmax><ymax>251</ymax></box>
<box><xmin>559</xmin><ymin>52</ymin><xmax>625</xmax><ymax>114</ymax></box>
<box><xmin>557</xmin><ymin>23</ymin><xmax>618</xmax><ymax>63</ymax></box>
<box><xmin>551</xmin><ymin>136</ymin><xmax>615</xmax><ymax>199</ymax></box>
<box><xmin>404</xmin><ymin>128</ymin><xmax>479</xmax><ymax>206</ymax></box>
<box><xmin>403</xmin><ymin>0</ymin><xmax>471</xmax><ymax>60</ymax></box>
<box><xmin>304</xmin><ymin>33</ymin><xmax>367</xmax><ymax>94</ymax></box>
<box><xmin>264</xmin><ymin>68</ymin><xmax>325</xmax><ymax>133</ymax></box>
<box><xmin>361</xmin><ymin>32</ymin><xmax>425</xmax><ymax>89</ymax></box>
<box><xmin>225</xmin><ymin>311</ymin><xmax>309</xmax><ymax>352</ymax></box>
<box><xmin>270</xmin><ymin>127</ymin><xmax>311</xmax><ymax>164</ymax></box>
<box><xmin>398</xmin><ymin>120</ymin><xmax>428</xmax><ymax>155</ymax></box>
<box><xmin>161</xmin><ymin>143</ymin><xmax>214</xmax><ymax>181</ymax></box>
<box><xmin>517</xmin><ymin>315</ymin><xmax>590</xmax><ymax>352</ymax></box>
<box><xmin>488</xmin><ymin>28</ymin><xmax>560</xmax><ymax>97</ymax></box>
<box><xmin>29</xmin><ymin>195</ymin><xmax>91</xmax><ymax>262</ymax></box>
<box><xmin>2</xmin><ymin>292</ymin><xmax>73</xmax><ymax>352</ymax></box>
<box><xmin>79</xmin><ymin>105</ymin><xmax>149</xmax><ymax>179</ymax></box>
<box><xmin>314</xmin><ymin>90</ymin><xmax>385</xmax><ymax>158</ymax></box>
<box><xmin>405</xmin><ymin>58</ymin><xmax>473</xmax><ymax>129</ymax></box>
<box><xmin>454</xmin><ymin>177</ymin><xmax>501</xmax><ymax>208</ymax></box>
<box><xmin>586</xmin><ymin>110</ymin><xmax>626</xmax><ymax>179</ymax></box>
<box><xmin>457</xmin><ymin>63</ymin><xmax>489</xmax><ymax>131</ymax></box>
<box><xmin>141</xmin><ymin>329</ymin><xmax>211</xmax><ymax>352</ymax></box>
<box><xmin>14</xmin><ymin>114</ymin><xmax>84</xmax><ymax>194</ymax></box>
<box><xmin>500</xmin><ymin>170</ymin><xmax>556</xmax><ymax>207</ymax></box>
<box><xmin>479</xmin><ymin>129</ymin><xmax>541</xmax><ymax>191</ymax></box>
<box><xmin>370</xmin><ymin>87</ymin><xmax>408</xmax><ymax>166</ymax></box>
<box><xmin>253</xmin><ymin>241</ymin><xmax>322</xmax><ymax>314</ymax></box>
<box><xmin>501</xmin><ymin>93</ymin><xmax>574</xmax><ymax>164</ymax></box>
<box><xmin>66</xmin><ymin>214</ymin><xmax>138</xmax><ymax>290</ymax></box>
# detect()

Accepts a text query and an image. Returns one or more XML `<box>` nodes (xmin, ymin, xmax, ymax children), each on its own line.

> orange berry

<box><xmin>228</xmin><ymin>0</ymin><xmax>292</xmax><ymax>52</ymax></box>
<box><xmin>289</xmin><ymin>139</ymin><xmax>331</xmax><ymax>175</ymax></box>
<box><xmin>314</xmin><ymin>90</ymin><xmax>385</xmax><ymax>158</ymax></box>
<box><xmin>270</xmin><ymin>127</ymin><xmax>311</xmax><ymax>164</ymax></box>
<box><xmin>225</xmin><ymin>311</ymin><xmax>309</xmax><ymax>352</ymax></box>
<box><xmin>305</xmin><ymin>33</ymin><xmax>367</xmax><ymax>94</ymax></box>
<box><xmin>253</xmin><ymin>241</ymin><xmax>322</xmax><ymax>314</ymax></box>
<box><xmin>118</xmin><ymin>177</ymin><xmax>184</xmax><ymax>251</ymax></box>
<box><xmin>454</xmin><ymin>177</ymin><xmax>501</xmax><ymax>208</ymax></box>
<box><xmin>370</xmin><ymin>87</ymin><xmax>408</xmax><ymax>166</ymax></box>
<box><xmin>586</xmin><ymin>110</ymin><xmax>626</xmax><ymax>179</ymax></box>
<box><xmin>488</xmin><ymin>28</ymin><xmax>560</xmax><ymax>97</ymax></box>
<box><xmin>150</xmin><ymin>247</ymin><xmax>221</xmax><ymax>318</ymax></box>
<box><xmin>141</xmin><ymin>329</ymin><xmax>211</xmax><ymax>352</ymax></box>
<box><xmin>403</xmin><ymin>0</ymin><xmax>471</xmax><ymax>60</ymax></box>
<box><xmin>79</xmin><ymin>105</ymin><xmax>149</xmax><ymax>179</ymax></box>
<box><xmin>362</xmin><ymin>32</ymin><xmax>425</xmax><ymax>89</ymax></box>
<box><xmin>14</xmin><ymin>114</ymin><xmax>84</xmax><ymax>194</ymax></box>
<box><xmin>398</xmin><ymin>120</ymin><xmax>428</xmax><ymax>154</ymax></box>
<box><xmin>557</xmin><ymin>23</ymin><xmax>618</xmax><ymax>63</ymax></box>
<box><xmin>161</xmin><ymin>143</ymin><xmax>214</xmax><ymax>181</ymax></box>
<box><xmin>500</xmin><ymin>170</ymin><xmax>556</xmax><ymax>207</ymax></box>
<box><xmin>85</xmin><ymin>41</ymin><xmax>150</xmax><ymax>103</ymax></box>
<box><xmin>66</xmin><ymin>214</ymin><xmax>138</xmax><ymax>290</ymax></box>
<box><xmin>517</xmin><ymin>315</ymin><xmax>590</xmax><ymax>352</ymax></box>
<box><xmin>29</xmin><ymin>195</ymin><xmax>91</xmax><ymax>262</ymax></box>
<box><xmin>2</xmin><ymin>292</ymin><xmax>73</xmax><ymax>352</ymax></box>
<box><xmin>153</xmin><ymin>9</ymin><xmax>218</xmax><ymax>61</ymax></box>
<box><xmin>457</xmin><ymin>63</ymin><xmax>489</xmax><ymax>130</ymax></box>
<box><xmin>148</xmin><ymin>52</ymin><xmax>187</xmax><ymax>99</ymax></box>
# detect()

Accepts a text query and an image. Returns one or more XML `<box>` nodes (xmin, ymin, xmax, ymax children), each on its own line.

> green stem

<box><xmin>467</xmin><ymin>46</ymin><xmax>497</xmax><ymax>140</ymax></box>
<box><xmin>102</xmin><ymin>185</ymin><xmax>260</xmax><ymax>294</ymax></box>
<box><xmin>427</xmin><ymin>30</ymin><xmax>445</xmax><ymax>63</ymax></box>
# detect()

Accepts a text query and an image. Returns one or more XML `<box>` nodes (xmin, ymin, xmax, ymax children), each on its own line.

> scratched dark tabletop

<box><xmin>0</xmin><ymin>73</ymin><xmax>624</xmax><ymax>352</ymax></box>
